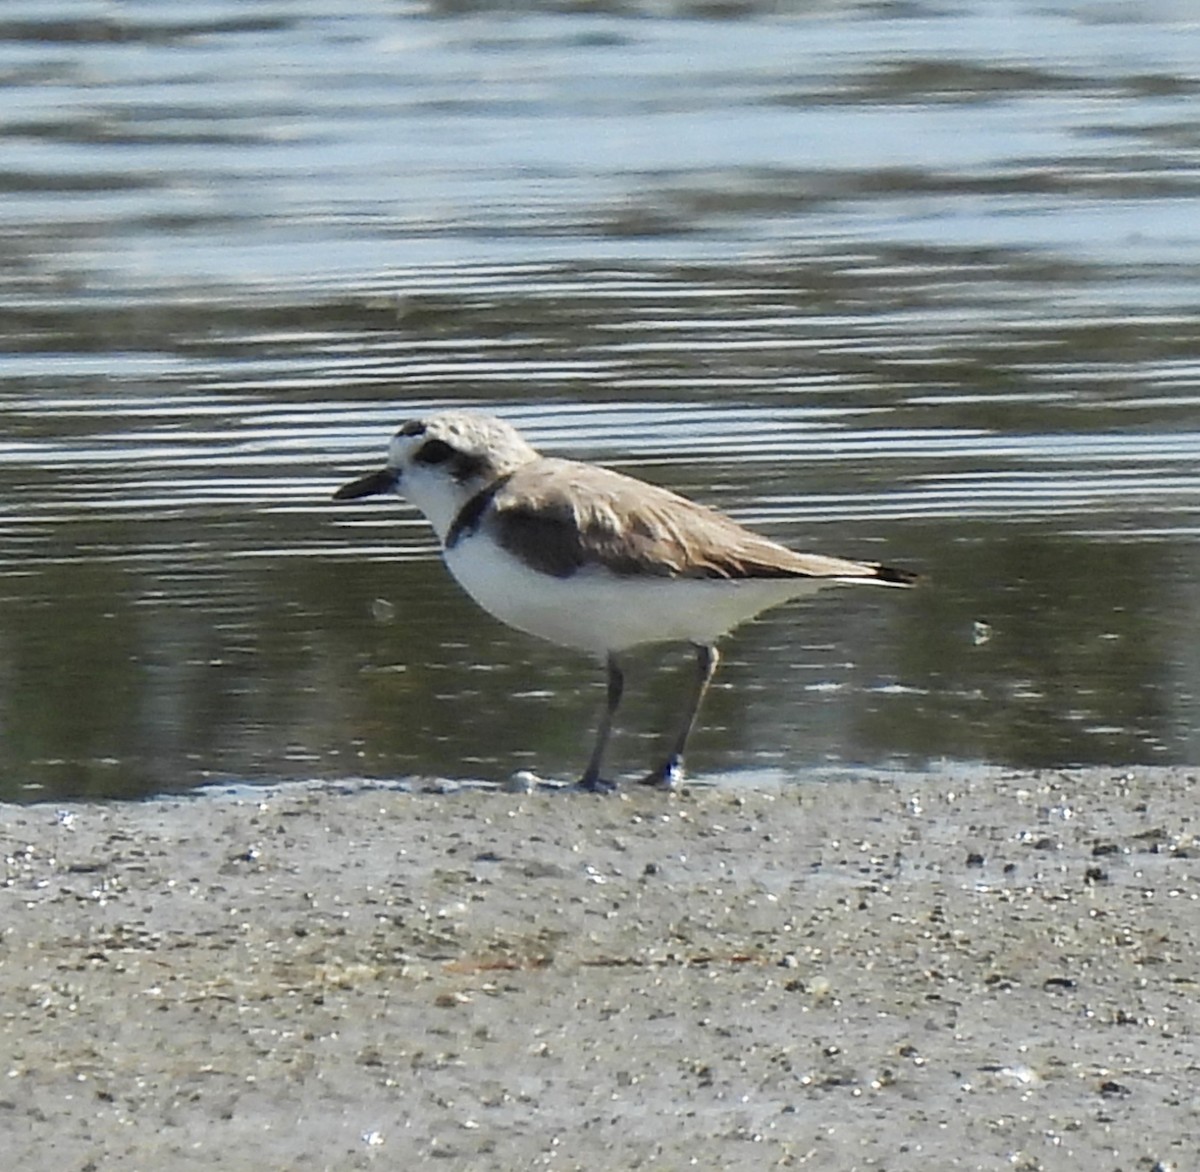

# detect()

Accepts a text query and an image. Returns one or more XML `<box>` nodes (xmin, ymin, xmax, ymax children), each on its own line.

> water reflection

<box><xmin>1</xmin><ymin>1</ymin><xmax>1199</xmax><ymax>799</ymax></box>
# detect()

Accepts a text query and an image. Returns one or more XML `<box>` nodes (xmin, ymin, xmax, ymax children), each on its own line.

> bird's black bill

<box><xmin>332</xmin><ymin>467</ymin><xmax>398</xmax><ymax>501</ymax></box>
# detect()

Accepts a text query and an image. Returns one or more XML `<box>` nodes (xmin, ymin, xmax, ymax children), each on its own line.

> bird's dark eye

<box><xmin>415</xmin><ymin>438</ymin><xmax>454</xmax><ymax>465</ymax></box>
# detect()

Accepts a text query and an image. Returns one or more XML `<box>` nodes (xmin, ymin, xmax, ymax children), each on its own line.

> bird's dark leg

<box><xmin>579</xmin><ymin>653</ymin><xmax>624</xmax><ymax>793</ymax></box>
<box><xmin>642</xmin><ymin>643</ymin><xmax>719</xmax><ymax>789</ymax></box>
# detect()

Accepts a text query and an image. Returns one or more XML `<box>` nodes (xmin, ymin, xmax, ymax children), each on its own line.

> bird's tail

<box><xmin>829</xmin><ymin>561</ymin><xmax>918</xmax><ymax>588</ymax></box>
<box><xmin>869</xmin><ymin>562</ymin><xmax>919</xmax><ymax>587</ymax></box>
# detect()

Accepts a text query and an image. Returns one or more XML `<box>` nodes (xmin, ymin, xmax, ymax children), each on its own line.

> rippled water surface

<box><xmin>3</xmin><ymin>0</ymin><xmax>1200</xmax><ymax>800</ymax></box>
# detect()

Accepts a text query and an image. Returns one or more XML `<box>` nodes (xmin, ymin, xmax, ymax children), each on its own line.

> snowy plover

<box><xmin>334</xmin><ymin>411</ymin><xmax>915</xmax><ymax>791</ymax></box>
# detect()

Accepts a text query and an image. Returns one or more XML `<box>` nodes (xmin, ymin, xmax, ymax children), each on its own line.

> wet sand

<box><xmin>2</xmin><ymin>766</ymin><xmax>1197</xmax><ymax>1170</ymax></box>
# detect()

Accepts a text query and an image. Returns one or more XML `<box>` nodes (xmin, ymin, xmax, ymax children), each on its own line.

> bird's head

<box><xmin>333</xmin><ymin>411</ymin><xmax>539</xmax><ymax>541</ymax></box>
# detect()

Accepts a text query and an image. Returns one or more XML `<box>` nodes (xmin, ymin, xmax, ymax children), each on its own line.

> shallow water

<box><xmin>2</xmin><ymin>0</ymin><xmax>1200</xmax><ymax>800</ymax></box>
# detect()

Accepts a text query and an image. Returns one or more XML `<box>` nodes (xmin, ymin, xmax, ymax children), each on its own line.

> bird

<box><xmin>333</xmin><ymin>410</ymin><xmax>916</xmax><ymax>791</ymax></box>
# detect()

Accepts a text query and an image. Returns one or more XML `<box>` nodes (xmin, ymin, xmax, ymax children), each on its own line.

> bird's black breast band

<box><xmin>445</xmin><ymin>473</ymin><xmax>514</xmax><ymax>550</ymax></box>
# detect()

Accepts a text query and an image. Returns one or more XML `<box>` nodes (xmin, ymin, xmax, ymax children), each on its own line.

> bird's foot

<box><xmin>578</xmin><ymin>774</ymin><xmax>619</xmax><ymax>795</ymax></box>
<box><xmin>640</xmin><ymin>759</ymin><xmax>683</xmax><ymax>790</ymax></box>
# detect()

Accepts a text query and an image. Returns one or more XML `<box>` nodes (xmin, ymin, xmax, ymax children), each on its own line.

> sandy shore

<box><xmin>2</xmin><ymin>766</ymin><xmax>1197</xmax><ymax>1170</ymax></box>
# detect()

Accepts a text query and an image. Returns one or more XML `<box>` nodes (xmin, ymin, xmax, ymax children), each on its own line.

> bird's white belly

<box><xmin>444</xmin><ymin>536</ymin><xmax>827</xmax><ymax>655</ymax></box>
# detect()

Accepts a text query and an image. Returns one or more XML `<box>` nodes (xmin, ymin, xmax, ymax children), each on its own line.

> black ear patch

<box><xmin>398</xmin><ymin>420</ymin><xmax>427</xmax><ymax>438</ymax></box>
<box><xmin>414</xmin><ymin>436</ymin><xmax>490</xmax><ymax>484</ymax></box>
<box><xmin>415</xmin><ymin>438</ymin><xmax>454</xmax><ymax>465</ymax></box>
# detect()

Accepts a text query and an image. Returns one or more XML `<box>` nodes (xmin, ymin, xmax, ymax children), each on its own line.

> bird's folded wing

<box><xmin>484</xmin><ymin>459</ymin><xmax>914</xmax><ymax>585</ymax></box>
